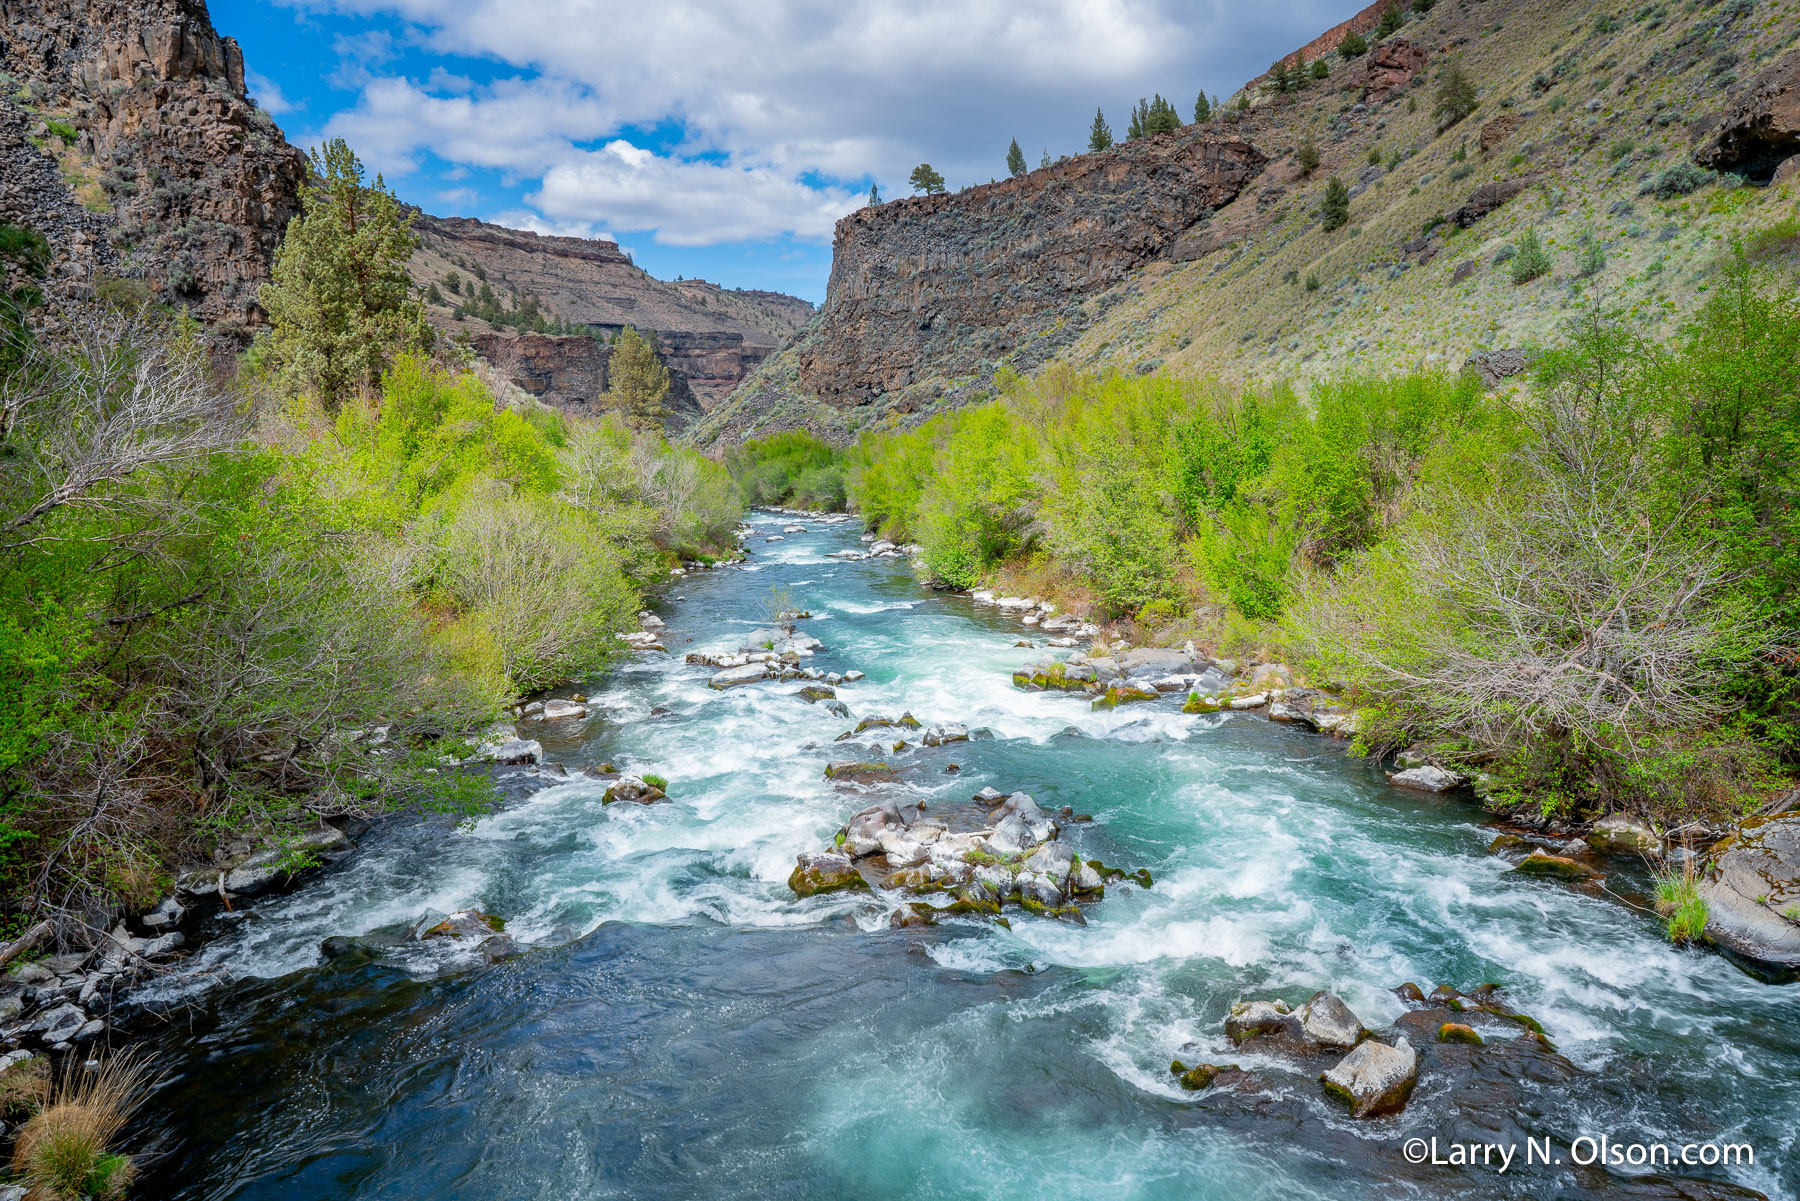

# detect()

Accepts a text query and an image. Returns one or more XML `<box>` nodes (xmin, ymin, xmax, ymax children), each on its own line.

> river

<box><xmin>128</xmin><ymin>512</ymin><xmax>1799</xmax><ymax>1201</ymax></box>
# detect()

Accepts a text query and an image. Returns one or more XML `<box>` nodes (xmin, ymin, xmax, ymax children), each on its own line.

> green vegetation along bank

<box><xmin>846</xmin><ymin>248</ymin><xmax>1799</xmax><ymax>831</ymax></box>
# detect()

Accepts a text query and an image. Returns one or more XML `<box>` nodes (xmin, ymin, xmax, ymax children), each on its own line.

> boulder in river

<box><xmin>1319</xmin><ymin>1037</ymin><xmax>1418</xmax><ymax>1117</ymax></box>
<box><xmin>603</xmin><ymin>776</ymin><xmax>668</xmax><ymax>805</ymax></box>
<box><xmin>824</xmin><ymin>761</ymin><xmax>895</xmax><ymax>782</ymax></box>
<box><xmin>794</xmin><ymin>684</ymin><xmax>836</xmax><ymax>703</ymax></box>
<box><xmin>788</xmin><ymin>850</ymin><xmax>870</xmax><ymax>897</ymax></box>
<box><xmin>1297</xmin><ymin>990</ymin><xmax>1368</xmax><ymax>1049</ymax></box>
<box><xmin>1700</xmin><ymin>813</ymin><xmax>1800</xmax><ymax>978</ymax></box>
<box><xmin>1387</xmin><ymin>765</ymin><xmax>1465</xmax><ymax>792</ymax></box>
<box><xmin>540</xmin><ymin>699</ymin><xmax>588</xmax><ymax>720</ymax></box>
<box><xmin>922</xmin><ymin>723</ymin><xmax>969</xmax><ymax>747</ymax></box>
<box><xmin>1225</xmin><ymin>999</ymin><xmax>1297</xmax><ymax>1043</ymax></box>
<box><xmin>709</xmin><ymin>663</ymin><xmax>770</xmax><ymax>689</ymax></box>
<box><xmin>1511</xmin><ymin>850</ymin><xmax>1600</xmax><ymax>882</ymax></box>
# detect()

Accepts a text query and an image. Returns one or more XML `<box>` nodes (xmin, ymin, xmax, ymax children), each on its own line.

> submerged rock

<box><xmin>1225</xmin><ymin>999</ymin><xmax>1296</xmax><ymax>1043</ymax></box>
<box><xmin>1320</xmin><ymin>1038</ymin><xmax>1418</xmax><ymax>1117</ymax></box>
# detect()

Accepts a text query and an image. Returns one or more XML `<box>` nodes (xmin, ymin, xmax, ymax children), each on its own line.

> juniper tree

<box><xmin>1377</xmin><ymin>3</ymin><xmax>1404</xmax><ymax>36</ymax></box>
<box><xmin>1193</xmin><ymin>91</ymin><xmax>1211</xmax><ymax>122</ymax></box>
<box><xmin>1006</xmin><ymin>138</ymin><xmax>1027</xmax><ymax>177</ymax></box>
<box><xmin>1311</xmin><ymin>58</ymin><xmax>1330</xmax><ymax>80</ymax></box>
<box><xmin>259</xmin><ymin>138</ymin><xmax>429</xmax><ymax>406</ymax></box>
<box><xmin>1339</xmin><ymin>29</ymin><xmax>1368</xmax><ymax>58</ymax></box>
<box><xmin>1088</xmin><ymin>108</ymin><xmax>1113</xmax><ymax>151</ymax></box>
<box><xmin>908</xmin><ymin>163</ymin><xmax>947</xmax><ymax>194</ymax></box>
<box><xmin>607</xmin><ymin>325</ymin><xmax>670</xmax><ymax>432</ymax></box>
<box><xmin>1321</xmin><ymin>176</ymin><xmax>1351</xmax><ymax>231</ymax></box>
<box><xmin>1432</xmin><ymin>63</ymin><xmax>1479</xmax><ymax>128</ymax></box>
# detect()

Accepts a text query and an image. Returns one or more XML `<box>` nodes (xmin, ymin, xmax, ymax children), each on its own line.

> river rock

<box><xmin>1585</xmin><ymin>813</ymin><xmax>1662</xmax><ymax>857</ymax></box>
<box><xmin>1320</xmin><ymin>1037</ymin><xmax>1418</xmax><ymax>1117</ymax></box>
<box><xmin>824</xmin><ymin>761</ymin><xmax>895</xmax><ymax>782</ymax></box>
<box><xmin>29</xmin><ymin>1003</ymin><xmax>87</xmax><ymax>1046</ymax></box>
<box><xmin>487</xmin><ymin>738</ymin><xmax>544</xmax><ymax>766</ymax></box>
<box><xmin>219</xmin><ymin>826</ymin><xmax>351</xmax><ymax>897</ymax></box>
<box><xmin>540</xmin><ymin>699</ymin><xmax>588</xmax><ymax>720</ymax></box>
<box><xmin>1297</xmin><ymin>991</ymin><xmax>1368</xmax><ymax>1049</ymax></box>
<box><xmin>1511</xmin><ymin>850</ymin><xmax>1599</xmax><ymax>881</ymax></box>
<box><xmin>794</xmin><ymin>684</ymin><xmax>836</xmax><ymax>703</ymax></box>
<box><xmin>1388</xmin><ymin>765</ymin><xmax>1465</xmax><ymax>792</ymax></box>
<box><xmin>140</xmin><ymin>894</ymin><xmax>186</xmax><ymax>931</ymax></box>
<box><xmin>922</xmin><ymin>723</ymin><xmax>969</xmax><ymax>747</ymax></box>
<box><xmin>709</xmin><ymin>663</ymin><xmax>770</xmax><ymax>689</ymax></box>
<box><xmin>789</xmin><ymin>850</ymin><xmax>870</xmax><ymax>897</ymax></box>
<box><xmin>1225</xmin><ymin>999</ymin><xmax>1296</xmax><ymax>1043</ymax></box>
<box><xmin>1700</xmin><ymin>813</ymin><xmax>1800</xmax><ymax>976</ymax></box>
<box><xmin>603</xmin><ymin>776</ymin><xmax>668</xmax><ymax>805</ymax></box>
<box><xmin>415</xmin><ymin>910</ymin><xmax>507</xmax><ymax>939</ymax></box>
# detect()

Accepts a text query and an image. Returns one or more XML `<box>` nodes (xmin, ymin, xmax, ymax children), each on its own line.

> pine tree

<box><xmin>1293</xmin><ymin>54</ymin><xmax>1310</xmax><ymax>87</ymax></box>
<box><xmin>259</xmin><ymin>137</ymin><xmax>429</xmax><ymax>406</ymax></box>
<box><xmin>1145</xmin><ymin>94</ymin><xmax>1181</xmax><ymax>134</ymax></box>
<box><xmin>867</xmin><ymin>182</ymin><xmax>882</xmax><ymax>205</ymax></box>
<box><xmin>1377</xmin><ymin>3</ymin><xmax>1404</xmax><ymax>37</ymax></box>
<box><xmin>908</xmin><ymin>163</ymin><xmax>947</xmax><ymax>194</ymax></box>
<box><xmin>1127</xmin><ymin>98</ymin><xmax>1149</xmax><ymax>139</ymax></box>
<box><xmin>1006</xmin><ymin>137</ymin><xmax>1027</xmax><ymax>177</ymax></box>
<box><xmin>1311</xmin><ymin>57</ymin><xmax>1331</xmax><ymax>81</ymax></box>
<box><xmin>1432</xmin><ymin>63</ymin><xmax>1479</xmax><ymax>127</ymax></box>
<box><xmin>1087</xmin><ymin>108</ymin><xmax>1114</xmax><ymax>151</ymax></box>
<box><xmin>607</xmin><ymin>325</ymin><xmax>670</xmax><ymax>433</ymax></box>
<box><xmin>1321</xmin><ymin>176</ymin><xmax>1351</xmax><ymax>231</ymax></box>
<box><xmin>1040</xmin><ymin>147</ymin><xmax>1051</xmax><ymax>169</ymax></box>
<box><xmin>1193</xmin><ymin>91</ymin><xmax>1212</xmax><ymax>122</ymax></box>
<box><xmin>1339</xmin><ymin>29</ymin><xmax>1368</xmax><ymax>58</ymax></box>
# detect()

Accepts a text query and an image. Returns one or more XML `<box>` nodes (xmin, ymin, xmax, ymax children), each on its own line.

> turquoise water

<box><xmin>132</xmin><ymin>513</ymin><xmax>1798</xmax><ymax>1200</ymax></box>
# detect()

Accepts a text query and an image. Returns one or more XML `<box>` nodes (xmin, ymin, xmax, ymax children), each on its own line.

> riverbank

<box><xmin>2</xmin><ymin>511</ymin><xmax>1785</xmax><ymax>1201</ymax></box>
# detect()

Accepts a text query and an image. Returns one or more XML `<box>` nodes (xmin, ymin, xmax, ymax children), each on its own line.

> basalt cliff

<box><xmin>695</xmin><ymin>0</ymin><xmax>1800</xmax><ymax>448</ymax></box>
<box><xmin>0</xmin><ymin>0</ymin><xmax>812</xmax><ymax>422</ymax></box>
<box><xmin>0</xmin><ymin>0</ymin><xmax>304</xmax><ymax>335</ymax></box>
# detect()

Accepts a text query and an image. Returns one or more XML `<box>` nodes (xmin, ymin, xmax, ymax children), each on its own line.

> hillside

<box><xmin>693</xmin><ymin>0</ymin><xmax>1800</xmax><ymax>448</ymax></box>
<box><xmin>409</xmin><ymin>215</ymin><xmax>813</xmax><ymax>429</ymax></box>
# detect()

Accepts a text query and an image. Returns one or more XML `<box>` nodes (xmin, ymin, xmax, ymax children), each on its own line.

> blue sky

<box><xmin>215</xmin><ymin>0</ymin><xmax>1361</xmax><ymax>303</ymax></box>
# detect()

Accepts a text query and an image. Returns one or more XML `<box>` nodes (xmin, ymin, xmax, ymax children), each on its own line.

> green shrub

<box><xmin>1508</xmin><ymin>228</ymin><xmax>1552</xmax><ymax>283</ymax></box>
<box><xmin>727</xmin><ymin>430</ymin><xmax>847</xmax><ymax>510</ymax></box>
<box><xmin>1339</xmin><ymin>30</ymin><xmax>1368</xmax><ymax>59</ymax></box>
<box><xmin>1640</xmin><ymin>162</ymin><xmax>1714</xmax><ymax>199</ymax></box>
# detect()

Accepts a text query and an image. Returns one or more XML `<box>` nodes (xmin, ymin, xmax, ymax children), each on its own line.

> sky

<box><xmin>216</xmin><ymin>0</ymin><xmax>1363</xmax><ymax>303</ymax></box>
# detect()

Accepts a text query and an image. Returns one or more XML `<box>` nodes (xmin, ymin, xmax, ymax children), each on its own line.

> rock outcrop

<box><xmin>693</xmin><ymin>130</ymin><xmax>1266</xmax><ymax>445</ymax></box>
<box><xmin>410</xmin><ymin>215</ymin><xmax>812</xmax><ymax>431</ymax></box>
<box><xmin>1694</xmin><ymin>47</ymin><xmax>1800</xmax><ymax>184</ymax></box>
<box><xmin>0</xmin><ymin>0</ymin><xmax>305</xmax><ymax>335</ymax></box>
<box><xmin>1700</xmin><ymin>813</ymin><xmax>1800</xmax><ymax>979</ymax></box>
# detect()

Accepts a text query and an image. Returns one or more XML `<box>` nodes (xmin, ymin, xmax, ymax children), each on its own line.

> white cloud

<box><xmin>244</xmin><ymin>69</ymin><xmax>295</xmax><ymax>115</ymax></box>
<box><xmin>287</xmin><ymin>0</ymin><xmax>1358</xmax><ymax>245</ymax></box>
<box><xmin>533</xmin><ymin>141</ymin><xmax>863</xmax><ymax>245</ymax></box>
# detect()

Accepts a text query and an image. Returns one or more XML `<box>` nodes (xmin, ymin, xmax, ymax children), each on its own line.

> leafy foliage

<box><xmin>606</xmin><ymin>325</ymin><xmax>671</xmax><ymax>432</ymax></box>
<box><xmin>909</xmin><ymin>163</ymin><xmax>946</xmax><ymax>195</ymax></box>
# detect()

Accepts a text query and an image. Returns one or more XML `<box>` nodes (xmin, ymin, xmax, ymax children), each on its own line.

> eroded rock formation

<box><xmin>696</xmin><ymin>130</ymin><xmax>1265</xmax><ymax>444</ymax></box>
<box><xmin>0</xmin><ymin>0</ymin><xmax>305</xmax><ymax>334</ymax></box>
<box><xmin>1694</xmin><ymin>46</ymin><xmax>1800</xmax><ymax>183</ymax></box>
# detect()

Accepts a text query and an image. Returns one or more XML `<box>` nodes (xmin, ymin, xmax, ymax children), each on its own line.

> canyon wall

<box><xmin>692</xmin><ymin>130</ymin><xmax>1266</xmax><ymax>445</ymax></box>
<box><xmin>0</xmin><ymin>0</ymin><xmax>305</xmax><ymax>335</ymax></box>
<box><xmin>411</xmin><ymin>215</ymin><xmax>813</xmax><ymax>430</ymax></box>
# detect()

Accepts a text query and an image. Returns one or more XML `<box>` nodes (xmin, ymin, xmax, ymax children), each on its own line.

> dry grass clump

<box><xmin>10</xmin><ymin>1053</ymin><xmax>153</xmax><ymax>1201</ymax></box>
